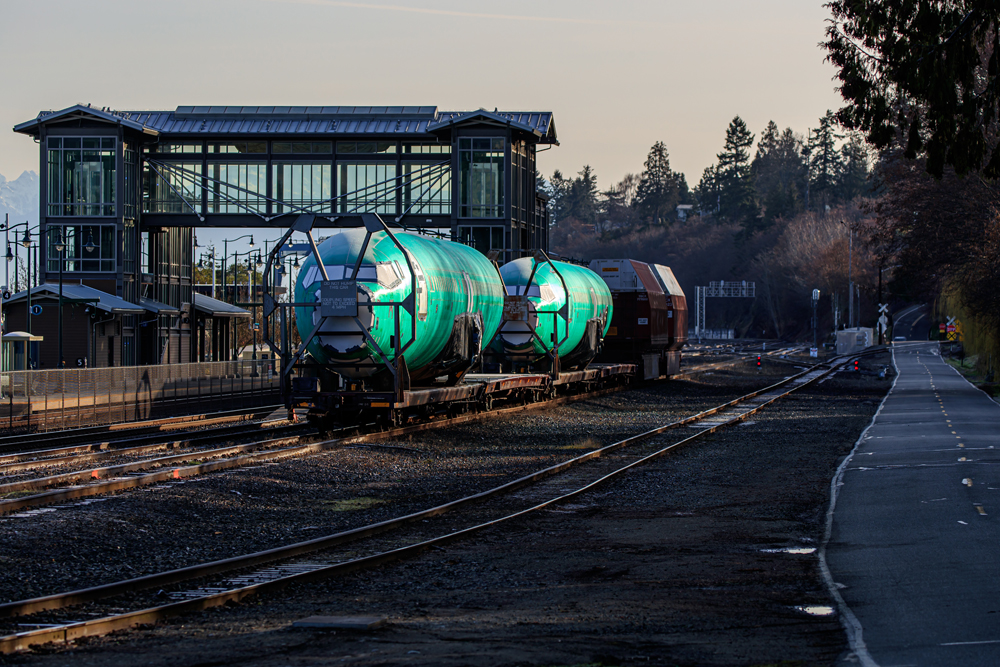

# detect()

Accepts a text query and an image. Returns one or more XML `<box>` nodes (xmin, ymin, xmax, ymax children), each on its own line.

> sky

<box><xmin>0</xmin><ymin>0</ymin><xmax>844</xmax><ymax>253</ymax></box>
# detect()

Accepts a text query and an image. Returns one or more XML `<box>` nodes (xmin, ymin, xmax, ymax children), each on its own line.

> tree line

<box><xmin>544</xmin><ymin>111</ymin><xmax>876</xmax><ymax>341</ymax></box>
<box><xmin>824</xmin><ymin>0</ymin><xmax>1000</xmax><ymax>375</ymax></box>
<box><xmin>546</xmin><ymin>111</ymin><xmax>870</xmax><ymax>240</ymax></box>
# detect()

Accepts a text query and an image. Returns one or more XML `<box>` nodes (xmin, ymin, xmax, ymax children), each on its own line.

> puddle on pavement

<box><xmin>794</xmin><ymin>605</ymin><xmax>835</xmax><ymax>616</ymax></box>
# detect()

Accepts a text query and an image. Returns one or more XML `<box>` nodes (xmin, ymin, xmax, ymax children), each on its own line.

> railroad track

<box><xmin>0</xmin><ymin>417</ymin><xmax>299</xmax><ymax>473</ymax></box>
<box><xmin>0</xmin><ymin>351</ymin><xmax>869</xmax><ymax>654</ymax></box>
<box><xmin>0</xmin><ymin>352</ymin><xmax>798</xmax><ymax>515</ymax></box>
<box><xmin>0</xmin><ymin>406</ymin><xmax>283</xmax><ymax>457</ymax></box>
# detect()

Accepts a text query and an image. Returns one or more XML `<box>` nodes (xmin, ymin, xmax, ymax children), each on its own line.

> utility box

<box><xmin>837</xmin><ymin>327</ymin><xmax>874</xmax><ymax>355</ymax></box>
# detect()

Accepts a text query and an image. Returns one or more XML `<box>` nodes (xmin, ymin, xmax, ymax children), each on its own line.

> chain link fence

<box><xmin>0</xmin><ymin>360</ymin><xmax>281</xmax><ymax>433</ymax></box>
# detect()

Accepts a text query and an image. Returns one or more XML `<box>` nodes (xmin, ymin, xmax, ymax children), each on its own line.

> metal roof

<box><xmin>13</xmin><ymin>104</ymin><xmax>157</xmax><ymax>136</ymax></box>
<box><xmin>15</xmin><ymin>105</ymin><xmax>557</xmax><ymax>144</ymax></box>
<box><xmin>139</xmin><ymin>297</ymin><xmax>181</xmax><ymax>315</ymax></box>
<box><xmin>2</xmin><ymin>332</ymin><xmax>43</xmax><ymax>342</ymax></box>
<box><xmin>193</xmin><ymin>293</ymin><xmax>251</xmax><ymax>318</ymax></box>
<box><xmin>7</xmin><ymin>284</ymin><xmax>146</xmax><ymax>314</ymax></box>
<box><xmin>427</xmin><ymin>109</ymin><xmax>543</xmax><ymax>137</ymax></box>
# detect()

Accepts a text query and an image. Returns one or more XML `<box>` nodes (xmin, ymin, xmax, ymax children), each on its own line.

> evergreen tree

<box><xmin>548</xmin><ymin>169</ymin><xmax>572</xmax><ymax>225</ymax></box>
<box><xmin>694</xmin><ymin>164</ymin><xmax>721</xmax><ymax>216</ymax></box>
<box><xmin>560</xmin><ymin>165</ymin><xmax>600</xmax><ymax>227</ymax></box>
<box><xmin>837</xmin><ymin>133</ymin><xmax>871</xmax><ymax>201</ymax></box>
<box><xmin>825</xmin><ymin>0</ymin><xmax>1000</xmax><ymax>177</ymax></box>
<box><xmin>676</xmin><ymin>172</ymin><xmax>693</xmax><ymax>206</ymax></box>
<box><xmin>716</xmin><ymin>116</ymin><xmax>759</xmax><ymax>233</ymax></box>
<box><xmin>601</xmin><ymin>173</ymin><xmax>641</xmax><ymax>234</ymax></box>
<box><xmin>752</xmin><ymin>121</ymin><xmax>808</xmax><ymax>224</ymax></box>
<box><xmin>807</xmin><ymin>110</ymin><xmax>844</xmax><ymax>211</ymax></box>
<box><xmin>635</xmin><ymin>141</ymin><xmax>680</xmax><ymax>226</ymax></box>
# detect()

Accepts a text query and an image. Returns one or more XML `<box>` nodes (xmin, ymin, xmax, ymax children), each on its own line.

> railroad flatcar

<box><xmin>490</xmin><ymin>256</ymin><xmax>613</xmax><ymax>373</ymax></box>
<box><xmin>589</xmin><ymin>259</ymin><xmax>688</xmax><ymax>379</ymax></box>
<box><xmin>293</xmin><ymin>227</ymin><xmax>505</xmax><ymax>389</ymax></box>
<box><xmin>277</xmin><ymin>217</ymin><xmax>685</xmax><ymax>425</ymax></box>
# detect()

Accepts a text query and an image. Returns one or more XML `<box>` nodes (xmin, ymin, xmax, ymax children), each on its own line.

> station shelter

<box><xmin>11</xmin><ymin>104</ymin><xmax>557</xmax><ymax>367</ymax></box>
<box><xmin>3</xmin><ymin>283</ymin><xmax>145</xmax><ymax>368</ymax></box>
<box><xmin>192</xmin><ymin>293</ymin><xmax>251</xmax><ymax>362</ymax></box>
<box><xmin>2</xmin><ymin>332</ymin><xmax>43</xmax><ymax>371</ymax></box>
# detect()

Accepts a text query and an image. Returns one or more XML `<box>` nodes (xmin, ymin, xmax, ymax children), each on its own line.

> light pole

<box><xmin>20</xmin><ymin>225</ymin><xmax>55</xmax><ymax>340</ymax></box>
<box><xmin>198</xmin><ymin>248</ymin><xmax>217</xmax><ymax>299</ymax></box>
<box><xmin>228</xmin><ymin>249</ymin><xmax>261</xmax><ymax>361</ymax></box>
<box><xmin>249</xmin><ymin>252</ymin><xmax>263</xmax><ymax>363</ymax></box>
<box><xmin>2</xmin><ymin>221</ymin><xmax>30</xmax><ymax>294</ymax></box>
<box><xmin>811</xmin><ymin>289</ymin><xmax>821</xmax><ymax>354</ymax></box>
<box><xmin>2</xmin><ymin>213</ymin><xmax>8</xmax><ymax>293</ymax></box>
<box><xmin>847</xmin><ymin>225</ymin><xmax>854</xmax><ymax>329</ymax></box>
<box><xmin>221</xmin><ymin>234</ymin><xmax>255</xmax><ymax>304</ymax></box>
<box><xmin>54</xmin><ymin>229</ymin><xmax>66</xmax><ymax>368</ymax></box>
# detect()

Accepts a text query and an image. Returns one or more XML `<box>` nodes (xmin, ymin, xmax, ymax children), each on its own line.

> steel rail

<box><xmin>0</xmin><ymin>353</ymin><xmax>829</xmax><ymax>513</ymax></box>
<box><xmin>0</xmin><ymin>422</ymin><xmax>306</xmax><ymax>492</ymax></box>
<box><xmin>0</xmin><ymin>406</ymin><xmax>282</xmax><ymax>457</ymax></box>
<box><xmin>0</xmin><ymin>417</ymin><xmax>296</xmax><ymax>474</ymax></box>
<box><xmin>0</xmin><ymin>377</ymin><xmax>630</xmax><ymax>515</ymax></box>
<box><xmin>0</xmin><ymin>352</ymin><xmax>874</xmax><ymax>654</ymax></box>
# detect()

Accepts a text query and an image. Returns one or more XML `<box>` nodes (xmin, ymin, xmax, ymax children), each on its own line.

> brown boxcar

<box><xmin>588</xmin><ymin>259</ymin><xmax>688</xmax><ymax>379</ymax></box>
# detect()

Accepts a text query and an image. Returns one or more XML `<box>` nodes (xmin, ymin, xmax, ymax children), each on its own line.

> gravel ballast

<box><xmin>0</xmin><ymin>354</ymin><xmax>890</xmax><ymax>665</ymax></box>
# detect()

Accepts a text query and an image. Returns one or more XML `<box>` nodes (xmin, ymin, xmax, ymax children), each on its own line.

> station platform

<box><xmin>0</xmin><ymin>360</ymin><xmax>280</xmax><ymax>433</ymax></box>
<box><xmin>826</xmin><ymin>342</ymin><xmax>1000</xmax><ymax>666</ymax></box>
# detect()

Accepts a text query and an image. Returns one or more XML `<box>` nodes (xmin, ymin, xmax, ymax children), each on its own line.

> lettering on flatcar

<box><xmin>503</xmin><ymin>295</ymin><xmax>529</xmax><ymax>321</ymax></box>
<box><xmin>320</xmin><ymin>280</ymin><xmax>358</xmax><ymax>317</ymax></box>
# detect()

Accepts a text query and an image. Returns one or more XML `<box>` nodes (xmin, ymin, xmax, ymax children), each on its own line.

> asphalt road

<box><xmin>826</xmin><ymin>342</ymin><xmax>1000</xmax><ymax>665</ymax></box>
<box><xmin>892</xmin><ymin>304</ymin><xmax>930</xmax><ymax>341</ymax></box>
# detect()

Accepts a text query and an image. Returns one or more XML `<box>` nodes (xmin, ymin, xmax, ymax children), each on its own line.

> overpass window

<box><xmin>46</xmin><ymin>137</ymin><xmax>116</xmax><ymax>217</ymax></box>
<box><xmin>272</xmin><ymin>142</ymin><xmax>332</xmax><ymax>154</ymax></box>
<box><xmin>46</xmin><ymin>224</ymin><xmax>116</xmax><ymax>272</ymax></box>
<box><xmin>402</xmin><ymin>163</ymin><xmax>451</xmax><ymax>215</ymax></box>
<box><xmin>149</xmin><ymin>142</ymin><xmax>202</xmax><ymax>154</ymax></box>
<box><xmin>403</xmin><ymin>143</ymin><xmax>451</xmax><ymax>154</ymax></box>
<box><xmin>337</xmin><ymin>142</ymin><xmax>396</xmax><ymax>154</ymax></box>
<box><xmin>336</xmin><ymin>163</ymin><xmax>396</xmax><ymax>214</ymax></box>
<box><xmin>273</xmin><ymin>163</ymin><xmax>332</xmax><ymax>214</ymax></box>
<box><xmin>207</xmin><ymin>163</ymin><xmax>267</xmax><ymax>214</ymax></box>
<box><xmin>458</xmin><ymin>138</ymin><xmax>504</xmax><ymax>218</ymax></box>
<box><xmin>144</xmin><ymin>162</ymin><xmax>203</xmax><ymax>214</ymax></box>
<box><xmin>208</xmin><ymin>141</ymin><xmax>266</xmax><ymax>154</ymax></box>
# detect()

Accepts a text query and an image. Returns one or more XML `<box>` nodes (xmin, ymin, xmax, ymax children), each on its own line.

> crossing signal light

<box><xmin>756</xmin><ymin>355</ymin><xmax>762</xmax><ymax>367</ymax></box>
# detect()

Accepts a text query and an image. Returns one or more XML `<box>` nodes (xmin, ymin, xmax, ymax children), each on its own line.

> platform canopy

<box><xmin>139</xmin><ymin>297</ymin><xmax>181</xmax><ymax>316</ymax></box>
<box><xmin>193</xmin><ymin>293</ymin><xmax>251</xmax><ymax>318</ymax></box>
<box><xmin>6</xmin><ymin>284</ymin><xmax>146</xmax><ymax>314</ymax></box>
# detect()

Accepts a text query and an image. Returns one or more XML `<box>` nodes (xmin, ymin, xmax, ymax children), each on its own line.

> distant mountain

<box><xmin>0</xmin><ymin>171</ymin><xmax>39</xmax><ymax>228</ymax></box>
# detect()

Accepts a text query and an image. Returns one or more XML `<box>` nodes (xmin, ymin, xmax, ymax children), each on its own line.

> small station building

<box><xmin>10</xmin><ymin>104</ymin><xmax>557</xmax><ymax>368</ymax></box>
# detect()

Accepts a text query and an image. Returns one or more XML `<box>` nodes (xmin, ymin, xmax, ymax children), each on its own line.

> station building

<box><xmin>10</xmin><ymin>104</ymin><xmax>557</xmax><ymax>368</ymax></box>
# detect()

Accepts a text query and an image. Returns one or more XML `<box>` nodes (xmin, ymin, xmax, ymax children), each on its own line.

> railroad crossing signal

<box><xmin>876</xmin><ymin>304</ymin><xmax>889</xmax><ymax>343</ymax></box>
<box><xmin>946</xmin><ymin>316</ymin><xmax>960</xmax><ymax>341</ymax></box>
<box><xmin>854</xmin><ymin>359</ymin><xmax>860</xmax><ymax>372</ymax></box>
